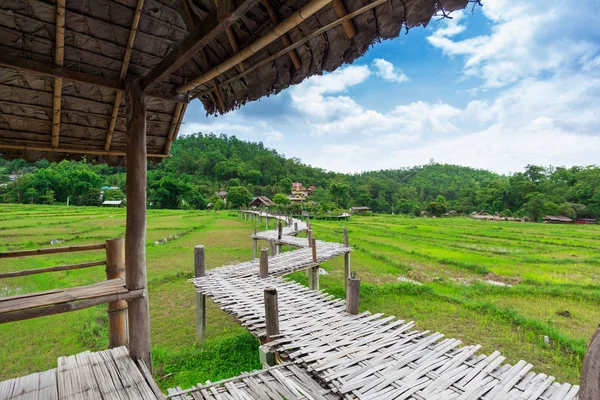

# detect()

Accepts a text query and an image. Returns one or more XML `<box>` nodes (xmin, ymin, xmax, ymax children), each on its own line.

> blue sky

<box><xmin>181</xmin><ymin>1</ymin><xmax>600</xmax><ymax>174</ymax></box>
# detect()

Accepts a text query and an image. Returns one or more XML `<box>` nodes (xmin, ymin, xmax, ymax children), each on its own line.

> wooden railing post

<box><xmin>347</xmin><ymin>274</ymin><xmax>360</xmax><ymax>315</ymax></box>
<box><xmin>264</xmin><ymin>288</ymin><xmax>279</xmax><ymax>342</ymax></box>
<box><xmin>105</xmin><ymin>238</ymin><xmax>127</xmax><ymax>348</ymax></box>
<box><xmin>309</xmin><ymin>238</ymin><xmax>319</xmax><ymax>290</ymax></box>
<box><xmin>343</xmin><ymin>227</ymin><xmax>350</xmax><ymax>297</ymax></box>
<box><xmin>294</xmin><ymin>222</ymin><xmax>298</xmax><ymax>234</ymax></box>
<box><xmin>259</xmin><ymin>248</ymin><xmax>269</xmax><ymax>278</ymax></box>
<box><xmin>581</xmin><ymin>327</ymin><xmax>600</xmax><ymax>399</ymax></box>
<box><xmin>195</xmin><ymin>245</ymin><xmax>206</xmax><ymax>346</ymax></box>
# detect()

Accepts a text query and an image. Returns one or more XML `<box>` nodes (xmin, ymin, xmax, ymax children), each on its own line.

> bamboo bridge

<box><xmin>167</xmin><ymin>210</ymin><xmax>580</xmax><ymax>400</ymax></box>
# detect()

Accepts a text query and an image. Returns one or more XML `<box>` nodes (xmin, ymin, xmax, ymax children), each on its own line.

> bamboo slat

<box><xmin>0</xmin><ymin>243</ymin><xmax>105</xmax><ymax>259</ymax></box>
<box><xmin>0</xmin><ymin>260</ymin><xmax>106</xmax><ymax>279</ymax></box>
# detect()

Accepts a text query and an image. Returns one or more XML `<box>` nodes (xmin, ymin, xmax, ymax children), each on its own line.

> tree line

<box><xmin>0</xmin><ymin>133</ymin><xmax>598</xmax><ymax>221</ymax></box>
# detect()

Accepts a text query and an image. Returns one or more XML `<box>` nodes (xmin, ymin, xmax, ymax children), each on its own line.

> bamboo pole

<box><xmin>261</xmin><ymin>0</ymin><xmax>302</xmax><ymax>69</ymax></box>
<box><xmin>0</xmin><ymin>143</ymin><xmax>168</xmax><ymax>159</ymax></box>
<box><xmin>195</xmin><ymin>245</ymin><xmax>206</xmax><ymax>345</ymax></box>
<box><xmin>177</xmin><ymin>0</ymin><xmax>333</xmax><ymax>93</ymax></box>
<box><xmin>105</xmin><ymin>0</ymin><xmax>145</xmax><ymax>151</ymax></box>
<box><xmin>125</xmin><ymin>77</ymin><xmax>152</xmax><ymax>371</ymax></box>
<box><xmin>106</xmin><ymin>238</ymin><xmax>128</xmax><ymax>348</ymax></box>
<box><xmin>51</xmin><ymin>0</ymin><xmax>65</xmax><ymax>148</ymax></box>
<box><xmin>332</xmin><ymin>0</ymin><xmax>356</xmax><ymax>39</ymax></box>
<box><xmin>195</xmin><ymin>0</ymin><xmax>387</xmax><ymax>97</ymax></box>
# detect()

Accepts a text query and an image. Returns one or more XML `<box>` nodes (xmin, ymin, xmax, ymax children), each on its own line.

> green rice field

<box><xmin>0</xmin><ymin>205</ymin><xmax>598</xmax><ymax>389</ymax></box>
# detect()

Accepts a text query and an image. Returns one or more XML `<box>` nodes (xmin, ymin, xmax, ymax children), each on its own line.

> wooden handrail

<box><xmin>0</xmin><ymin>243</ymin><xmax>106</xmax><ymax>259</ymax></box>
<box><xmin>0</xmin><ymin>260</ymin><xmax>106</xmax><ymax>279</ymax></box>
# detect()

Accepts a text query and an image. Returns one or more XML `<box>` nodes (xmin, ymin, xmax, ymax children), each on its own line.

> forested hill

<box><xmin>0</xmin><ymin>133</ymin><xmax>599</xmax><ymax>220</ymax></box>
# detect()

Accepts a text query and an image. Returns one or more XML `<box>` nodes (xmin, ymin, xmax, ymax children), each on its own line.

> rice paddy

<box><xmin>0</xmin><ymin>205</ymin><xmax>598</xmax><ymax>388</ymax></box>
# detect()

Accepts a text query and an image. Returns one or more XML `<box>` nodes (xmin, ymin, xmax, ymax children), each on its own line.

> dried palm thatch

<box><xmin>0</xmin><ymin>0</ymin><xmax>469</xmax><ymax>165</ymax></box>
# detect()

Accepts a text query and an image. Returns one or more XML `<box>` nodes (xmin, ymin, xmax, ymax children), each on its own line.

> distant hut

<box><xmin>543</xmin><ymin>215</ymin><xmax>573</xmax><ymax>224</ymax></box>
<box><xmin>351</xmin><ymin>206</ymin><xmax>371</xmax><ymax>214</ymax></box>
<box><xmin>249</xmin><ymin>196</ymin><xmax>275</xmax><ymax>209</ymax></box>
<box><xmin>576</xmin><ymin>218</ymin><xmax>597</xmax><ymax>225</ymax></box>
<box><xmin>102</xmin><ymin>200</ymin><xmax>124</xmax><ymax>207</ymax></box>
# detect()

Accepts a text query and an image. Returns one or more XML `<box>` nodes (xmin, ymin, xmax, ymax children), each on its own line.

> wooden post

<box><xmin>265</xmin><ymin>216</ymin><xmax>268</xmax><ymax>230</ymax></box>
<box><xmin>343</xmin><ymin>226</ymin><xmax>350</xmax><ymax>296</ymax></box>
<box><xmin>269</xmin><ymin>241</ymin><xmax>276</xmax><ymax>257</ymax></box>
<box><xmin>277</xmin><ymin>222</ymin><xmax>283</xmax><ymax>254</ymax></box>
<box><xmin>105</xmin><ymin>238</ymin><xmax>127</xmax><ymax>348</ymax></box>
<box><xmin>294</xmin><ymin>222</ymin><xmax>298</xmax><ymax>234</ymax></box>
<box><xmin>309</xmin><ymin>238</ymin><xmax>319</xmax><ymax>290</ymax></box>
<box><xmin>194</xmin><ymin>245</ymin><xmax>206</xmax><ymax>346</ymax></box>
<box><xmin>264</xmin><ymin>288</ymin><xmax>280</xmax><ymax>342</ymax></box>
<box><xmin>582</xmin><ymin>327</ymin><xmax>600</xmax><ymax>400</ymax></box>
<box><xmin>124</xmin><ymin>77</ymin><xmax>151</xmax><ymax>371</ymax></box>
<box><xmin>347</xmin><ymin>275</ymin><xmax>360</xmax><ymax>315</ymax></box>
<box><xmin>307</xmin><ymin>229</ymin><xmax>312</xmax><ymax>247</ymax></box>
<box><xmin>252</xmin><ymin>220</ymin><xmax>257</xmax><ymax>260</ymax></box>
<box><xmin>259</xmin><ymin>248</ymin><xmax>269</xmax><ymax>278</ymax></box>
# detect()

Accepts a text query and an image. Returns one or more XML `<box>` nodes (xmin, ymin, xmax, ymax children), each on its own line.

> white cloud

<box><xmin>427</xmin><ymin>0</ymin><xmax>600</xmax><ymax>88</ymax></box>
<box><xmin>371</xmin><ymin>59</ymin><xmax>409</xmax><ymax>83</ymax></box>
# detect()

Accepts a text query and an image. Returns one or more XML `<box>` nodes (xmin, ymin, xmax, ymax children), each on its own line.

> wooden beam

<box><xmin>194</xmin><ymin>0</ymin><xmax>387</xmax><ymax>97</ymax></box>
<box><xmin>141</xmin><ymin>0</ymin><xmax>262</xmax><ymax>89</ymax></box>
<box><xmin>0</xmin><ymin>143</ymin><xmax>168</xmax><ymax>159</ymax></box>
<box><xmin>0</xmin><ymin>260</ymin><xmax>105</xmax><ymax>279</ymax></box>
<box><xmin>0</xmin><ymin>289</ymin><xmax>144</xmax><ymax>324</ymax></box>
<box><xmin>261</xmin><ymin>0</ymin><xmax>302</xmax><ymax>69</ymax></box>
<box><xmin>105</xmin><ymin>0</ymin><xmax>146</xmax><ymax>151</ymax></box>
<box><xmin>194</xmin><ymin>245</ymin><xmax>206</xmax><ymax>346</ymax></box>
<box><xmin>51</xmin><ymin>0</ymin><xmax>66</xmax><ymax>148</ymax></box>
<box><xmin>0</xmin><ymin>54</ymin><xmax>188</xmax><ymax>104</ymax></box>
<box><xmin>177</xmin><ymin>0</ymin><xmax>333</xmax><ymax>93</ymax></box>
<box><xmin>0</xmin><ymin>243</ymin><xmax>105</xmax><ymax>259</ymax></box>
<box><xmin>124</xmin><ymin>76</ymin><xmax>152</xmax><ymax>371</ymax></box>
<box><xmin>164</xmin><ymin>101</ymin><xmax>187</xmax><ymax>154</ymax></box>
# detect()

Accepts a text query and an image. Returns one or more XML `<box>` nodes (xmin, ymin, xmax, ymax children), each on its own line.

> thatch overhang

<box><xmin>0</xmin><ymin>0</ymin><xmax>469</xmax><ymax>165</ymax></box>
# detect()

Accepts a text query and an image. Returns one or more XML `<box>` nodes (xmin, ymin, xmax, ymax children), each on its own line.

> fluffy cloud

<box><xmin>427</xmin><ymin>0</ymin><xmax>600</xmax><ymax>88</ymax></box>
<box><xmin>371</xmin><ymin>59</ymin><xmax>409</xmax><ymax>83</ymax></box>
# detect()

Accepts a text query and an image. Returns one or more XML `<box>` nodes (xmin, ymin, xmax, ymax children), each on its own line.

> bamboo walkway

<box><xmin>0</xmin><ymin>347</ymin><xmax>162</xmax><ymax>399</ymax></box>
<box><xmin>182</xmin><ymin>211</ymin><xmax>580</xmax><ymax>400</ymax></box>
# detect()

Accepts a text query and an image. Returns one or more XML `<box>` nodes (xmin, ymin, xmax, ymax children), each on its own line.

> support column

<box><xmin>195</xmin><ymin>245</ymin><xmax>206</xmax><ymax>346</ymax></box>
<box><xmin>125</xmin><ymin>77</ymin><xmax>151</xmax><ymax>370</ymax></box>
<box><xmin>259</xmin><ymin>248</ymin><xmax>269</xmax><ymax>278</ymax></box>
<box><xmin>105</xmin><ymin>238</ymin><xmax>127</xmax><ymax>348</ymax></box>
<box><xmin>252</xmin><ymin>220</ymin><xmax>258</xmax><ymax>260</ymax></box>
<box><xmin>277</xmin><ymin>222</ymin><xmax>283</xmax><ymax>254</ymax></box>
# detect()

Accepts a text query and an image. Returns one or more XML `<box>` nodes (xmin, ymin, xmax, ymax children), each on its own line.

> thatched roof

<box><xmin>0</xmin><ymin>0</ymin><xmax>468</xmax><ymax>164</ymax></box>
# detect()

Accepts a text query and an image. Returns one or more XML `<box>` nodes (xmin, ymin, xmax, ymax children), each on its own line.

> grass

<box><xmin>1</xmin><ymin>206</ymin><xmax>599</xmax><ymax>387</ymax></box>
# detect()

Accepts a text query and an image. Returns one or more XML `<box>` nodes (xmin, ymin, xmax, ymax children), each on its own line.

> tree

<box><xmin>103</xmin><ymin>188</ymin><xmax>124</xmax><ymax>201</ymax></box>
<box><xmin>278</xmin><ymin>178</ymin><xmax>292</xmax><ymax>194</ymax></box>
<box><xmin>227</xmin><ymin>186</ymin><xmax>253</xmax><ymax>209</ymax></box>
<box><xmin>40</xmin><ymin>189</ymin><xmax>55</xmax><ymax>205</ymax></box>
<box><xmin>330</xmin><ymin>181</ymin><xmax>350</xmax><ymax>208</ymax></box>
<box><xmin>25</xmin><ymin>187</ymin><xmax>37</xmax><ymax>204</ymax></box>
<box><xmin>525</xmin><ymin>193</ymin><xmax>544</xmax><ymax>221</ymax></box>
<box><xmin>273</xmin><ymin>193</ymin><xmax>290</xmax><ymax>206</ymax></box>
<box><xmin>425</xmin><ymin>198</ymin><xmax>448</xmax><ymax>217</ymax></box>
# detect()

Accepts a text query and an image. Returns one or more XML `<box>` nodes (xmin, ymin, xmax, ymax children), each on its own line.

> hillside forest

<box><xmin>0</xmin><ymin>133</ymin><xmax>598</xmax><ymax>221</ymax></box>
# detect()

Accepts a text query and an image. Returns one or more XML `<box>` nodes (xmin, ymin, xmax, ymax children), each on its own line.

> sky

<box><xmin>180</xmin><ymin>0</ymin><xmax>600</xmax><ymax>175</ymax></box>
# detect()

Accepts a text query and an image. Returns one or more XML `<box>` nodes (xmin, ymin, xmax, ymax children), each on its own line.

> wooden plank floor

<box><xmin>188</xmin><ymin>212</ymin><xmax>580</xmax><ymax>400</ymax></box>
<box><xmin>166</xmin><ymin>363</ymin><xmax>340</xmax><ymax>400</ymax></box>
<box><xmin>0</xmin><ymin>347</ymin><xmax>162</xmax><ymax>400</ymax></box>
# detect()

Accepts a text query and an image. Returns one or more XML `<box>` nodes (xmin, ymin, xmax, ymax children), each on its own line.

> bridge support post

<box><xmin>347</xmin><ymin>275</ymin><xmax>360</xmax><ymax>315</ymax></box>
<box><xmin>253</xmin><ymin>220</ymin><xmax>257</xmax><ymax>259</ymax></box>
<box><xmin>343</xmin><ymin>227</ymin><xmax>350</xmax><ymax>297</ymax></box>
<box><xmin>277</xmin><ymin>222</ymin><xmax>283</xmax><ymax>254</ymax></box>
<box><xmin>309</xmin><ymin>238</ymin><xmax>319</xmax><ymax>291</ymax></box>
<box><xmin>106</xmin><ymin>238</ymin><xmax>127</xmax><ymax>348</ymax></box>
<box><xmin>259</xmin><ymin>248</ymin><xmax>269</xmax><ymax>278</ymax></box>
<box><xmin>195</xmin><ymin>245</ymin><xmax>206</xmax><ymax>346</ymax></box>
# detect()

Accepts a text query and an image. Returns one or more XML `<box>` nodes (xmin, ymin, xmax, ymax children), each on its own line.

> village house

<box><xmin>289</xmin><ymin>182</ymin><xmax>313</xmax><ymax>204</ymax></box>
<box><xmin>249</xmin><ymin>196</ymin><xmax>275</xmax><ymax>209</ymax></box>
<box><xmin>543</xmin><ymin>215</ymin><xmax>573</xmax><ymax>224</ymax></box>
<box><xmin>350</xmin><ymin>206</ymin><xmax>371</xmax><ymax>214</ymax></box>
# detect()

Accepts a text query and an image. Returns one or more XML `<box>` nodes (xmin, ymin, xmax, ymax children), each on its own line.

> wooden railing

<box><xmin>0</xmin><ymin>239</ymin><xmax>128</xmax><ymax>348</ymax></box>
